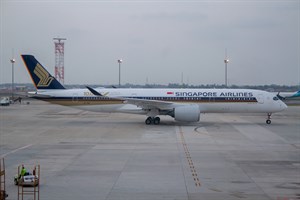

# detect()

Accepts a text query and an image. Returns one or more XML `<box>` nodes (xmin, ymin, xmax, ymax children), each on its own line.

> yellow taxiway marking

<box><xmin>178</xmin><ymin>126</ymin><xmax>201</xmax><ymax>187</ymax></box>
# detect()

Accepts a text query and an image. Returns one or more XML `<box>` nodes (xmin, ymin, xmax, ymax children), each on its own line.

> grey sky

<box><xmin>1</xmin><ymin>0</ymin><xmax>299</xmax><ymax>86</ymax></box>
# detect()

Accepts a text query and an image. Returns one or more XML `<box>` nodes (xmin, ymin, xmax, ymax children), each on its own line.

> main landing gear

<box><xmin>145</xmin><ymin>117</ymin><xmax>160</xmax><ymax>125</ymax></box>
<box><xmin>266</xmin><ymin>113</ymin><xmax>272</xmax><ymax>124</ymax></box>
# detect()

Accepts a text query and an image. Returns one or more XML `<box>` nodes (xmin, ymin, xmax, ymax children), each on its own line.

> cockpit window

<box><xmin>273</xmin><ymin>96</ymin><xmax>279</xmax><ymax>101</ymax></box>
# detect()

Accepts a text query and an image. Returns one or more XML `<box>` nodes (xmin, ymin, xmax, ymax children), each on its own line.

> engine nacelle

<box><xmin>174</xmin><ymin>104</ymin><xmax>200</xmax><ymax>122</ymax></box>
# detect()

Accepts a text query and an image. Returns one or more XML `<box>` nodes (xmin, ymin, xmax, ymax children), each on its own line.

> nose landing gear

<box><xmin>266</xmin><ymin>113</ymin><xmax>272</xmax><ymax>124</ymax></box>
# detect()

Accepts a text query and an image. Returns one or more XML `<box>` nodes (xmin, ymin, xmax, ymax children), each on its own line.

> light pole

<box><xmin>10</xmin><ymin>58</ymin><xmax>16</xmax><ymax>100</ymax></box>
<box><xmin>224</xmin><ymin>49</ymin><xmax>229</xmax><ymax>87</ymax></box>
<box><xmin>118</xmin><ymin>59</ymin><xmax>122</xmax><ymax>87</ymax></box>
<box><xmin>224</xmin><ymin>59</ymin><xmax>229</xmax><ymax>87</ymax></box>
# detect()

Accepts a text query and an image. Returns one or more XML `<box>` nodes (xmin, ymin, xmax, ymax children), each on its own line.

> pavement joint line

<box><xmin>178</xmin><ymin>126</ymin><xmax>201</xmax><ymax>187</ymax></box>
<box><xmin>291</xmin><ymin>144</ymin><xmax>300</xmax><ymax>149</ymax></box>
<box><xmin>1</xmin><ymin>144</ymin><xmax>33</xmax><ymax>158</ymax></box>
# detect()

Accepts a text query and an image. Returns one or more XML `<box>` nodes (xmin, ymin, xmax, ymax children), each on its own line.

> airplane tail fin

<box><xmin>290</xmin><ymin>90</ymin><xmax>300</xmax><ymax>98</ymax></box>
<box><xmin>21</xmin><ymin>55</ymin><xmax>65</xmax><ymax>90</ymax></box>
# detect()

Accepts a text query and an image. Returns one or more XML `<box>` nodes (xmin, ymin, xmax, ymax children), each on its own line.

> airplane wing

<box><xmin>86</xmin><ymin>86</ymin><xmax>175</xmax><ymax>110</ymax></box>
<box><xmin>27</xmin><ymin>91</ymin><xmax>52</xmax><ymax>98</ymax></box>
<box><xmin>121</xmin><ymin>97</ymin><xmax>175</xmax><ymax>110</ymax></box>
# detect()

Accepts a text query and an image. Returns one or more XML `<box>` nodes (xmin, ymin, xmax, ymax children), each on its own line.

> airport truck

<box><xmin>14</xmin><ymin>172</ymin><xmax>39</xmax><ymax>187</ymax></box>
<box><xmin>0</xmin><ymin>97</ymin><xmax>10</xmax><ymax>106</ymax></box>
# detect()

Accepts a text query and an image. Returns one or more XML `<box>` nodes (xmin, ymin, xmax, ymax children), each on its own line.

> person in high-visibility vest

<box><xmin>19</xmin><ymin>165</ymin><xmax>27</xmax><ymax>178</ymax></box>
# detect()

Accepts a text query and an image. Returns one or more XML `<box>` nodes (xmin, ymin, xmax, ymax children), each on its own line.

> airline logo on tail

<box><xmin>34</xmin><ymin>63</ymin><xmax>54</xmax><ymax>87</ymax></box>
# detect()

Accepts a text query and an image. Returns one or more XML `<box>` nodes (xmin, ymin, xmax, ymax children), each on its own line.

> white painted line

<box><xmin>1</xmin><ymin>144</ymin><xmax>33</xmax><ymax>158</ymax></box>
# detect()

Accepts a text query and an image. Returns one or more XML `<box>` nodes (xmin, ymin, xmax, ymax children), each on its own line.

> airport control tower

<box><xmin>53</xmin><ymin>38</ymin><xmax>66</xmax><ymax>84</ymax></box>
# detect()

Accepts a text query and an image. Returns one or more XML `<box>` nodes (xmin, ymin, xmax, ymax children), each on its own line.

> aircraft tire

<box><xmin>153</xmin><ymin>117</ymin><xmax>160</xmax><ymax>125</ymax></box>
<box><xmin>266</xmin><ymin>119</ymin><xmax>271</xmax><ymax>124</ymax></box>
<box><xmin>145</xmin><ymin>117</ymin><xmax>152</xmax><ymax>125</ymax></box>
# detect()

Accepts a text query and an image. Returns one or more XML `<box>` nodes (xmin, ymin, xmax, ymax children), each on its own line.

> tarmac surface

<box><xmin>0</xmin><ymin>100</ymin><xmax>299</xmax><ymax>200</ymax></box>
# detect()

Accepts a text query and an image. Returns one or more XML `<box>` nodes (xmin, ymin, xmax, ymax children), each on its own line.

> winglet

<box><xmin>21</xmin><ymin>55</ymin><xmax>65</xmax><ymax>90</ymax></box>
<box><xmin>86</xmin><ymin>86</ymin><xmax>103</xmax><ymax>96</ymax></box>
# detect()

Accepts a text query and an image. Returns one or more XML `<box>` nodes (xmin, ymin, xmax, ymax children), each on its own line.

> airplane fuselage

<box><xmin>31</xmin><ymin>88</ymin><xmax>287</xmax><ymax>115</ymax></box>
<box><xmin>21</xmin><ymin>54</ymin><xmax>288</xmax><ymax>125</ymax></box>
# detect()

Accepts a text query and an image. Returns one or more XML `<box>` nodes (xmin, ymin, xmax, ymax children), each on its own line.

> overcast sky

<box><xmin>1</xmin><ymin>0</ymin><xmax>299</xmax><ymax>86</ymax></box>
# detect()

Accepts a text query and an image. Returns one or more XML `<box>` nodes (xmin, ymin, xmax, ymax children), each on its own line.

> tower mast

<box><xmin>53</xmin><ymin>38</ymin><xmax>66</xmax><ymax>84</ymax></box>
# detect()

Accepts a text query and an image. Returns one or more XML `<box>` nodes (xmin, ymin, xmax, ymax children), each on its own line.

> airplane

<box><xmin>21</xmin><ymin>54</ymin><xmax>288</xmax><ymax>125</ymax></box>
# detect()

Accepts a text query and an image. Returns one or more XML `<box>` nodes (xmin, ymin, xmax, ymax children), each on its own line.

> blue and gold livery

<box><xmin>21</xmin><ymin>55</ymin><xmax>65</xmax><ymax>89</ymax></box>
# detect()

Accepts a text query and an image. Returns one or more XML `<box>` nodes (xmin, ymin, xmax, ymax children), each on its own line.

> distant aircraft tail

<box><xmin>21</xmin><ymin>55</ymin><xmax>65</xmax><ymax>90</ymax></box>
<box><xmin>277</xmin><ymin>90</ymin><xmax>300</xmax><ymax>100</ymax></box>
<box><xmin>290</xmin><ymin>90</ymin><xmax>300</xmax><ymax>98</ymax></box>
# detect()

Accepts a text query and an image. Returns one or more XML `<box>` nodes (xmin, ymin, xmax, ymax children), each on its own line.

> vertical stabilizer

<box><xmin>21</xmin><ymin>55</ymin><xmax>65</xmax><ymax>89</ymax></box>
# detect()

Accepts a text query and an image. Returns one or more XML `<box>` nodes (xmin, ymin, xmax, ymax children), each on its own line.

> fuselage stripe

<box><xmin>33</xmin><ymin>96</ymin><xmax>258</xmax><ymax>105</ymax></box>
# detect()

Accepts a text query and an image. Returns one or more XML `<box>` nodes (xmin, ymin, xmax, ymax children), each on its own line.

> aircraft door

<box><xmin>72</xmin><ymin>93</ymin><xmax>79</xmax><ymax>103</ymax></box>
<box><xmin>257</xmin><ymin>94</ymin><xmax>264</xmax><ymax>104</ymax></box>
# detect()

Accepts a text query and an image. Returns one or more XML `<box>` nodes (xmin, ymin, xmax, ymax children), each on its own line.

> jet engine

<box><xmin>173</xmin><ymin>104</ymin><xmax>200</xmax><ymax>122</ymax></box>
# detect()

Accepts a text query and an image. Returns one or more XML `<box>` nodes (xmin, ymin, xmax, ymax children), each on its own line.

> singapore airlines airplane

<box><xmin>21</xmin><ymin>54</ymin><xmax>288</xmax><ymax>125</ymax></box>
